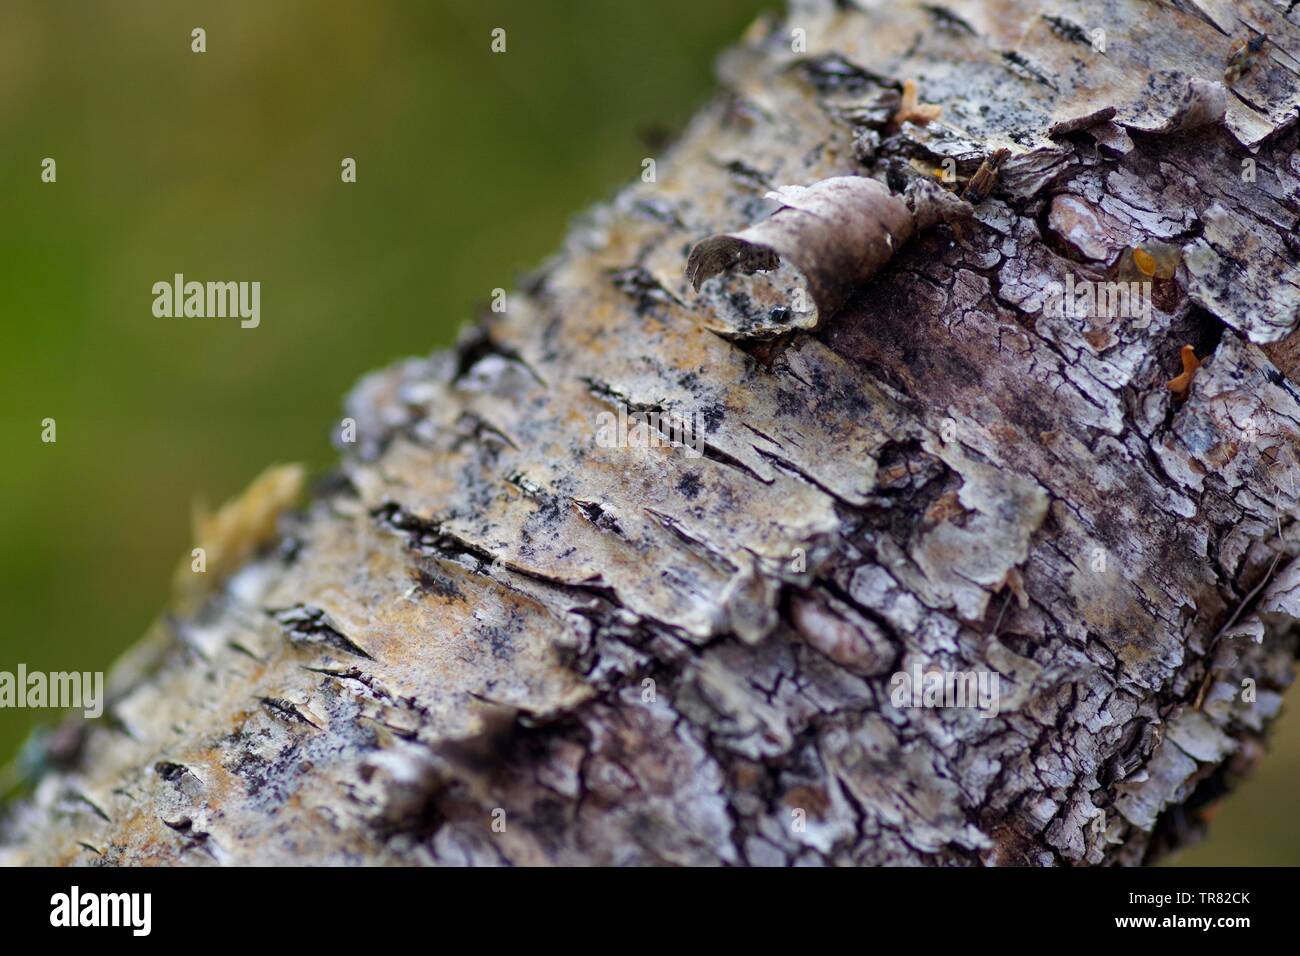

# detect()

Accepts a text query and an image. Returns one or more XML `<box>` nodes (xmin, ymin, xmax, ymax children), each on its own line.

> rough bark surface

<box><xmin>4</xmin><ymin>0</ymin><xmax>1300</xmax><ymax>866</ymax></box>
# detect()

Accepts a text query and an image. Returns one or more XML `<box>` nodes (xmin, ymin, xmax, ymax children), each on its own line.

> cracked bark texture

<box><xmin>4</xmin><ymin>0</ymin><xmax>1300</xmax><ymax>867</ymax></box>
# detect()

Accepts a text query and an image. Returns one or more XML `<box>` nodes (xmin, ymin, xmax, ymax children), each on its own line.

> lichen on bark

<box><xmin>4</xmin><ymin>0</ymin><xmax>1300</xmax><ymax>866</ymax></box>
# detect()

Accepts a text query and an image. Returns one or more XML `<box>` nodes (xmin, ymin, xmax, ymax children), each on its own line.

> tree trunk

<box><xmin>4</xmin><ymin>0</ymin><xmax>1300</xmax><ymax>866</ymax></box>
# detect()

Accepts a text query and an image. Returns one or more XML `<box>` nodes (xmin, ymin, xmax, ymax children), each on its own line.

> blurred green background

<box><xmin>0</xmin><ymin>0</ymin><xmax>1294</xmax><ymax>864</ymax></box>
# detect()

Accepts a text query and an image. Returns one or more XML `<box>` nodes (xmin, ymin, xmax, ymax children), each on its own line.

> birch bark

<box><xmin>4</xmin><ymin>0</ymin><xmax>1300</xmax><ymax>866</ymax></box>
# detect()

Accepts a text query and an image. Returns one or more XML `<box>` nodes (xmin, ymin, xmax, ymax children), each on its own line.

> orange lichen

<box><xmin>1166</xmin><ymin>345</ymin><xmax>1202</xmax><ymax>398</ymax></box>
<box><xmin>893</xmin><ymin>79</ymin><xmax>942</xmax><ymax>126</ymax></box>
<box><xmin>1133</xmin><ymin>247</ymin><xmax>1157</xmax><ymax>277</ymax></box>
<box><xmin>1117</xmin><ymin>242</ymin><xmax>1181</xmax><ymax>283</ymax></box>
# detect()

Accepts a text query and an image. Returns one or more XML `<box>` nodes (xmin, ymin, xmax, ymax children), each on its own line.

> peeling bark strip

<box><xmin>4</xmin><ymin>0</ymin><xmax>1300</xmax><ymax>866</ymax></box>
<box><xmin>685</xmin><ymin>177</ymin><xmax>971</xmax><ymax>338</ymax></box>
